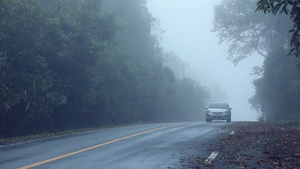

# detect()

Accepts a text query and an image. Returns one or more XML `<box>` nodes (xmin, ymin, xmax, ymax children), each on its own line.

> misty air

<box><xmin>0</xmin><ymin>0</ymin><xmax>299</xmax><ymax>168</ymax></box>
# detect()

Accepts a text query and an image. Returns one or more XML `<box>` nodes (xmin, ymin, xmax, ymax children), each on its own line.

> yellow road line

<box><xmin>18</xmin><ymin>123</ymin><xmax>187</xmax><ymax>169</ymax></box>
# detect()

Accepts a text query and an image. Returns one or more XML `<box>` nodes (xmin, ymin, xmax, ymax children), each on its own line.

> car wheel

<box><xmin>206</xmin><ymin>118</ymin><xmax>211</xmax><ymax>122</ymax></box>
<box><xmin>227</xmin><ymin>118</ymin><xmax>231</xmax><ymax>122</ymax></box>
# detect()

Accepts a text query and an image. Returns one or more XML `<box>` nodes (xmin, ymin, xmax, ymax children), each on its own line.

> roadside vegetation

<box><xmin>0</xmin><ymin>0</ymin><xmax>209</xmax><ymax>139</ymax></box>
<box><xmin>0</xmin><ymin>127</ymin><xmax>100</xmax><ymax>146</ymax></box>
<box><xmin>0</xmin><ymin>123</ymin><xmax>135</xmax><ymax>146</ymax></box>
<box><xmin>213</xmin><ymin>0</ymin><xmax>300</xmax><ymax>125</ymax></box>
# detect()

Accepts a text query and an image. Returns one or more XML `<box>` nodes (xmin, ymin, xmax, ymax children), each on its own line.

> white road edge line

<box><xmin>205</xmin><ymin>151</ymin><xmax>219</xmax><ymax>165</ymax></box>
<box><xmin>230</xmin><ymin>130</ymin><xmax>235</xmax><ymax>135</ymax></box>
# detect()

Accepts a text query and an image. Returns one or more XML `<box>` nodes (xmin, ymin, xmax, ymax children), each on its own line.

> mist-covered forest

<box><xmin>213</xmin><ymin>0</ymin><xmax>300</xmax><ymax>123</ymax></box>
<box><xmin>1</xmin><ymin>0</ymin><xmax>300</xmax><ymax>139</ymax></box>
<box><xmin>0</xmin><ymin>0</ymin><xmax>209</xmax><ymax>138</ymax></box>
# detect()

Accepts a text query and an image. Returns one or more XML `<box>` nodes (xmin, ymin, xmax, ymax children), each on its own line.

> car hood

<box><xmin>207</xmin><ymin>108</ymin><xmax>227</xmax><ymax>112</ymax></box>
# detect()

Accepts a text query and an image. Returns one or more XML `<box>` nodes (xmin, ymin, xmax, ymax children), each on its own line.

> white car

<box><xmin>205</xmin><ymin>102</ymin><xmax>232</xmax><ymax>122</ymax></box>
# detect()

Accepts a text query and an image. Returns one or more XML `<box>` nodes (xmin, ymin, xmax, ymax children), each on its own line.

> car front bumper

<box><xmin>206</xmin><ymin>112</ymin><xmax>230</xmax><ymax>120</ymax></box>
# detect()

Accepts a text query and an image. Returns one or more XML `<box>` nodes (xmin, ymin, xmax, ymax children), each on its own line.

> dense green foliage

<box><xmin>249</xmin><ymin>49</ymin><xmax>299</xmax><ymax>121</ymax></box>
<box><xmin>0</xmin><ymin>0</ymin><xmax>208</xmax><ymax>138</ymax></box>
<box><xmin>214</xmin><ymin>0</ymin><xmax>300</xmax><ymax>123</ymax></box>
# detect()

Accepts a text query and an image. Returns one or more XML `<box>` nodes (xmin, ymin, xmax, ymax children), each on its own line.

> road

<box><xmin>0</xmin><ymin>121</ymin><xmax>228</xmax><ymax>169</ymax></box>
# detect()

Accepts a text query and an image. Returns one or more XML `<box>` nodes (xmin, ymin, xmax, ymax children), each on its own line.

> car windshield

<box><xmin>209</xmin><ymin>103</ymin><xmax>228</xmax><ymax>109</ymax></box>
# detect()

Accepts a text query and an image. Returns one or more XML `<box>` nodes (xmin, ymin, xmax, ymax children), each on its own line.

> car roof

<box><xmin>208</xmin><ymin>102</ymin><xmax>229</xmax><ymax>107</ymax></box>
<box><xmin>210</xmin><ymin>102</ymin><xmax>228</xmax><ymax>105</ymax></box>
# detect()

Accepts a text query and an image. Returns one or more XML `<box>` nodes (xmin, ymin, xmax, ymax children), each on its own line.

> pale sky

<box><xmin>147</xmin><ymin>0</ymin><xmax>264</xmax><ymax>121</ymax></box>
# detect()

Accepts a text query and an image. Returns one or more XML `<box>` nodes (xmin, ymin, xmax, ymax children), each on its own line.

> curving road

<box><xmin>0</xmin><ymin>122</ymin><xmax>228</xmax><ymax>169</ymax></box>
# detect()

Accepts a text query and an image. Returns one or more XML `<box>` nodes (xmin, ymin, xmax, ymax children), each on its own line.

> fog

<box><xmin>147</xmin><ymin>0</ymin><xmax>264</xmax><ymax>121</ymax></box>
<box><xmin>3</xmin><ymin>0</ymin><xmax>299</xmax><ymax>140</ymax></box>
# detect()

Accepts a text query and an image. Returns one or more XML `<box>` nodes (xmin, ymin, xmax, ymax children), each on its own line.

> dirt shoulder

<box><xmin>181</xmin><ymin>122</ymin><xmax>300</xmax><ymax>168</ymax></box>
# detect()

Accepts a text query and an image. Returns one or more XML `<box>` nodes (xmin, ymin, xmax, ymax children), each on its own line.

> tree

<box><xmin>162</xmin><ymin>78</ymin><xmax>209</xmax><ymax>122</ymax></box>
<box><xmin>0</xmin><ymin>0</ymin><xmax>69</xmax><ymax>136</ymax></box>
<box><xmin>249</xmin><ymin>48</ymin><xmax>298</xmax><ymax>121</ymax></box>
<box><xmin>0</xmin><ymin>0</ymin><xmax>117</xmax><ymax>136</ymax></box>
<box><xmin>213</xmin><ymin>0</ymin><xmax>292</xmax><ymax>64</ymax></box>
<box><xmin>256</xmin><ymin>0</ymin><xmax>300</xmax><ymax>57</ymax></box>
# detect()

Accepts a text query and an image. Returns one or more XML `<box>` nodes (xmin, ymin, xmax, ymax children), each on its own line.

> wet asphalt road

<box><xmin>0</xmin><ymin>121</ymin><xmax>228</xmax><ymax>169</ymax></box>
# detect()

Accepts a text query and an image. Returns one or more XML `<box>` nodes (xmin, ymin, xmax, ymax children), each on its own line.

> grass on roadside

<box><xmin>0</xmin><ymin>123</ymin><xmax>140</xmax><ymax>146</ymax></box>
<box><xmin>0</xmin><ymin>127</ymin><xmax>99</xmax><ymax>146</ymax></box>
